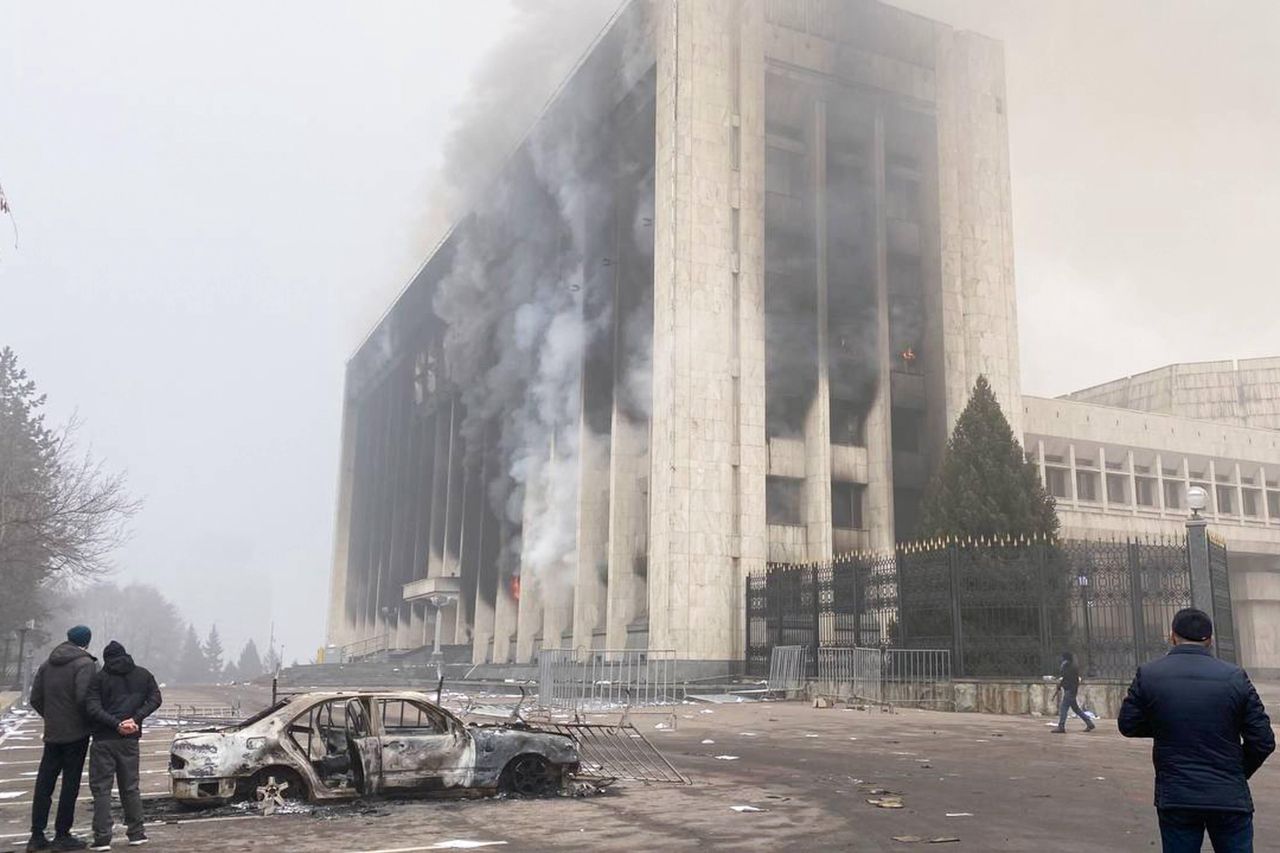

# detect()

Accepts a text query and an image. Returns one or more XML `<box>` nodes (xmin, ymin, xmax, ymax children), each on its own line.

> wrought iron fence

<box><xmin>748</xmin><ymin>537</ymin><xmax>1196</xmax><ymax>680</ymax></box>
<box><xmin>538</xmin><ymin>648</ymin><xmax>678</xmax><ymax>710</ymax></box>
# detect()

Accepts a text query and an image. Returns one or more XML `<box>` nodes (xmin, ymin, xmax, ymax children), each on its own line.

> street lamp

<box><xmin>1187</xmin><ymin>485</ymin><xmax>1209</xmax><ymax>519</ymax></box>
<box><xmin>425</xmin><ymin>592</ymin><xmax>456</xmax><ymax>675</ymax></box>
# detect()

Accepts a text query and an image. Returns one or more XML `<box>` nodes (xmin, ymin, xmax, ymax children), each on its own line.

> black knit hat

<box><xmin>103</xmin><ymin>640</ymin><xmax>128</xmax><ymax>659</ymax></box>
<box><xmin>1172</xmin><ymin>608</ymin><xmax>1213</xmax><ymax>642</ymax></box>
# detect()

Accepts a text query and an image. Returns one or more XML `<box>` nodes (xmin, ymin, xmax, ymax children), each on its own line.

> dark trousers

<box><xmin>89</xmin><ymin>738</ymin><xmax>144</xmax><ymax>840</ymax></box>
<box><xmin>1058</xmin><ymin>689</ymin><xmax>1091</xmax><ymax>729</ymax></box>
<box><xmin>30</xmin><ymin>737</ymin><xmax>90</xmax><ymax>837</ymax></box>
<box><xmin>1158</xmin><ymin>809</ymin><xmax>1253</xmax><ymax>853</ymax></box>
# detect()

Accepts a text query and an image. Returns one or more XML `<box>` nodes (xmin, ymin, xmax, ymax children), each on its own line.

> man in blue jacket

<box><xmin>1119</xmin><ymin>608</ymin><xmax>1275</xmax><ymax>852</ymax></box>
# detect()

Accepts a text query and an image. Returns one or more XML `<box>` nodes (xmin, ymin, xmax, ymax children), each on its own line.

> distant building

<box><xmin>326</xmin><ymin>1</ymin><xmax>1280</xmax><ymax>675</ymax></box>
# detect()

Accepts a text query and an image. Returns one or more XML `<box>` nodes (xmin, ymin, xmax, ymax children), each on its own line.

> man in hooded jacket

<box><xmin>28</xmin><ymin>625</ymin><xmax>98</xmax><ymax>851</ymax></box>
<box><xmin>84</xmin><ymin>641</ymin><xmax>161</xmax><ymax>849</ymax></box>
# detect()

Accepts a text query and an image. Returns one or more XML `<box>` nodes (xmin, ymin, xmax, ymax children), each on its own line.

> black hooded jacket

<box><xmin>30</xmin><ymin>642</ymin><xmax>98</xmax><ymax>744</ymax></box>
<box><xmin>85</xmin><ymin>641</ymin><xmax>162</xmax><ymax>740</ymax></box>
<box><xmin>1118</xmin><ymin>644</ymin><xmax>1275</xmax><ymax>812</ymax></box>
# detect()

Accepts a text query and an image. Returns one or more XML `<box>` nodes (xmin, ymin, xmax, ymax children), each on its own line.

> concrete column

<box><xmin>426</xmin><ymin>408</ymin><xmax>450</xmax><ymax>579</ymax></box>
<box><xmin>1155</xmin><ymin>453</ymin><xmax>1167</xmax><ymax>516</ymax></box>
<box><xmin>605</xmin><ymin>416</ymin><xmax>649</xmax><ymax>650</ymax></box>
<box><xmin>1183</xmin><ymin>456</ymin><xmax>1192</xmax><ymax>512</ymax></box>
<box><xmin>1036</xmin><ymin>439</ymin><xmax>1047</xmax><ymax>490</ymax></box>
<box><xmin>573</xmin><ymin>419</ymin><xmax>611</xmax><ymax>650</ymax></box>
<box><xmin>934</xmin><ymin>31</ymin><xmax>1022</xmax><ymax>435</ymax></box>
<box><xmin>326</xmin><ymin>398</ymin><xmax>359</xmax><ymax>648</ymax></box>
<box><xmin>1068</xmin><ymin>443</ymin><xmax>1079</xmax><ymax>508</ymax></box>
<box><xmin>1186</xmin><ymin>518</ymin><xmax>1214</xmax><ymax>617</ymax></box>
<box><xmin>1235</xmin><ymin>462</ymin><xmax>1245</xmax><ymax>521</ymax></box>
<box><xmin>1261</xmin><ymin>466</ymin><xmax>1272</xmax><ymax>525</ymax></box>
<box><xmin>1098</xmin><ymin>446</ymin><xmax>1109</xmax><ymax>512</ymax></box>
<box><xmin>491</xmin><ymin>518</ymin><xmax>519</xmax><ymax>664</ymax></box>
<box><xmin>515</xmin><ymin>454</ymin><xmax>547</xmax><ymax>663</ymax></box>
<box><xmin>438</xmin><ymin>400</ymin><xmax>461</xmax><ymax>643</ymax></box>
<box><xmin>649</xmin><ymin>0</ymin><xmax>758</xmax><ymax>662</ymax></box>
<box><xmin>866</xmin><ymin>108</ymin><xmax>896</xmax><ymax>551</ymax></box>
<box><xmin>804</xmin><ymin>97</ymin><xmax>834</xmax><ymax>561</ymax></box>
<box><xmin>541</xmin><ymin>437</ymin><xmax>577</xmax><ymax>652</ymax></box>
<box><xmin>1209</xmin><ymin>459</ymin><xmax>1220</xmax><ymax>521</ymax></box>
<box><xmin>1127</xmin><ymin>450</ymin><xmax>1137</xmax><ymax>516</ymax></box>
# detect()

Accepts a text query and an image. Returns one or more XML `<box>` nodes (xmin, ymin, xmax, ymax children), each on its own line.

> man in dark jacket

<box><xmin>1052</xmin><ymin>651</ymin><xmax>1095</xmax><ymax>733</ymax></box>
<box><xmin>28</xmin><ymin>625</ymin><xmax>98</xmax><ymax>852</ymax></box>
<box><xmin>1119</xmin><ymin>608</ymin><xmax>1275</xmax><ymax>852</ymax></box>
<box><xmin>84</xmin><ymin>641</ymin><xmax>161</xmax><ymax>850</ymax></box>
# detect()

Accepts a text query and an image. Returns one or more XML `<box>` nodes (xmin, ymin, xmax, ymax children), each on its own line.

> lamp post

<box><xmin>1185</xmin><ymin>486</ymin><xmax>1214</xmax><ymax>620</ymax></box>
<box><xmin>425</xmin><ymin>592</ymin><xmax>456</xmax><ymax>685</ymax></box>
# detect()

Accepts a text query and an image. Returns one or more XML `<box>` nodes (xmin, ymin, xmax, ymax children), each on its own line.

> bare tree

<box><xmin>0</xmin><ymin>347</ymin><xmax>140</xmax><ymax>631</ymax></box>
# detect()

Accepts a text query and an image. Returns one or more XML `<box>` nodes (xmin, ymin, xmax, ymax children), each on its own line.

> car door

<box><xmin>374</xmin><ymin>698</ymin><xmax>469</xmax><ymax>792</ymax></box>
<box><xmin>344</xmin><ymin>698</ymin><xmax>383</xmax><ymax>795</ymax></box>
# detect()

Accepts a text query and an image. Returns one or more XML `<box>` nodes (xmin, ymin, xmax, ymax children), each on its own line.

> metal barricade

<box><xmin>815</xmin><ymin>647</ymin><xmax>952</xmax><ymax>709</ymax></box>
<box><xmin>767</xmin><ymin>645</ymin><xmax>808</xmax><ymax>696</ymax></box>
<box><xmin>816</xmin><ymin>647</ymin><xmax>882</xmax><ymax>703</ymax></box>
<box><xmin>538</xmin><ymin>649</ymin><xmax>677</xmax><ymax>711</ymax></box>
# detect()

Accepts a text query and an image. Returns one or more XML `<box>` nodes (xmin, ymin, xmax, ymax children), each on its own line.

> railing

<box><xmin>767</xmin><ymin>645</ymin><xmax>808</xmax><ymax>696</ymax></box>
<box><xmin>341</xmin><ymin>633</ymin><xmax>390</xmax><ymax>662</ymax></box>
<box><xmin>538</xmin><ymin>649</ymin><xmax>678</xmax><ymax>711</ymax></box>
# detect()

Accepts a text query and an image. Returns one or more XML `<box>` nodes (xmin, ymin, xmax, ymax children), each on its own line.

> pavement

<box><xmin>0</xmin><ymin>688</ymin><xmax>1276</xmax><ymax>851</ymax></box>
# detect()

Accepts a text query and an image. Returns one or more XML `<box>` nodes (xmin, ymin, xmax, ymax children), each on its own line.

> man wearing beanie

<box><xmin>84</xmin><ymin>641</ymin><xmax>161</xmax><ymax>850</ymax></box>
<box><xmin>28</xmin><ymin>626</ymin><xmax>98</xmax><ymax>851</ymax></box>
<box><xmin>1119</xmin><ymin>607</ymin><xmax>1275</xmax><ymax>852</ymax></box>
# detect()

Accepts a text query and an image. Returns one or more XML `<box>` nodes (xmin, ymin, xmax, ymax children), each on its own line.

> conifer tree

<box><xmin>178</xmin><ymin>624</ymin><xmax>206</xmax><ymax>684</ymax></box>
<box><xmin>918</xmin><ymin>375</ymin><xmax>1059</xmax><ymax>540</ymax></box>
<box><xmin>236</xmin><ymin>639</ymin><xmax>264</xmax><ymax>681</ymax></box>
<box><xmin>202</xmin><ymin>625</ymin><xmax>225</xmax><ymax>678</ymax></box>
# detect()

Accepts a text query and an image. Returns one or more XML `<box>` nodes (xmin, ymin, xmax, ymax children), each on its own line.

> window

<box><xmin>766</xmin><ymin>477</ymin><xmax>804</xmax><ymax>525</ymax></box>
<box><xmin>1135</xmin><ymin>478</ymin><xmax>1156</xmax><ymax>508</ymax></box>
<box><xmin>1076</xmin><ymin>471</ymin><xmax>1099</xmax><ymax>502</ymax></box>
<box><xmin>1268</xmin><ymin>492</ymin><xmax>1280</xmax><ymax>519</ymax></box>
<box><xmin>378</xmin><ymin>700</ymin><xmax>447</xmax><ymax>735</ymax></box>
<box><xmin>830</xmin><ymin>399</ymin><xmax>867</xmax><ymax>447</ymax></box>
<box><xmin>1216</xmin><ymin>485</ymin><xmax>1235</xmax><ymax>515</ymax></box>
<box><xmin>1164</xmin><ymin>481</ymin><xmax>1183</xmax><ymax>511</ymax></box>
<box><xmin>831</xmin><ymin>482</ymin><xmax>865</xmax><ymax>530</ymax></box>
<box><xmin>892</xmin><ymin>408</ymin><xmax>923</xmax><ymax>454</ymax></box>
<box><xmin>1045</xmin><ymin>468</ymin><xmax>1070</xmax><ymax>500</ymax></box>
<box><xmin>1106</xmin><ymin>474</ymin><xmax>1129</xmax><ymax>506</ymax></box>
<box><xmin>1243</xmin><ymin>490</ymin><xmax>1260</xmax><ymax>518</ymax></box>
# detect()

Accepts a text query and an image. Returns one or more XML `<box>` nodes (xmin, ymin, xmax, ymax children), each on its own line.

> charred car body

<box><xmin>169</xmin><ymin>691</ymin><xmax>579</xmax><ymax>805</ymax></box>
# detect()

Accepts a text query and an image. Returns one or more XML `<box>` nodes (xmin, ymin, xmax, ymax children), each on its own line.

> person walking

<box><xmin>1052</xmin><ymin>650</ymin><xmax>1095</xmax><ymax>733</ymax></box>
<box><xmin>27</xmin><ymin>626</ymin><xmax>98</xmax><ymax>852</ymax></box>
<box><xmin>84</xmin><ymin>641</ymin><xmax>161</xmax><ymax>850</ymax></box>
<box><xmin>1119</xmin><ymin>607</ymin><xmax>1275</xmax><ymax>852</ymax></box>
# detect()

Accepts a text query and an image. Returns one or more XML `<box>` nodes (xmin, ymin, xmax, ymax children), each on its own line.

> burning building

<box><xmin>326</xmin><ymin>0</ymin><xmax>1023</xmax><ymax>669</ymax></box>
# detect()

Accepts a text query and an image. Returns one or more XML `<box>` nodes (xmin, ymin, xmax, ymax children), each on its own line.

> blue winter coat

<box><xmin>1118</xmin><ymin>644</ymin><xmax>1275</xmax><ymax>812</ymax></box>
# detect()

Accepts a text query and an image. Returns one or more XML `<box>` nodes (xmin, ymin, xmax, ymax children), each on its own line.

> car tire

<box><xmin>502</xmin><ymin>754</ymin><xmax>558</xmax><ymax>797</ymax></box>
<box><xmin>247</xmin><ymin>767</ymin><xmax>309</xmax><ymax>805</ymax></box>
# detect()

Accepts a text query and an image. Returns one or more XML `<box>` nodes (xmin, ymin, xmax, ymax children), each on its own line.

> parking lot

<box><xmin>0</xmin><ymin>687</ymin><xmax>1278</xmax><ymax>851</ymax></box>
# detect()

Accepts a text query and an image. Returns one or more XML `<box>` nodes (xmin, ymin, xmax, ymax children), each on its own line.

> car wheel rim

<box><xmin>511</xmin><ymin>757</ymin><xmax>550</xmax><ymax>795</ymax></box>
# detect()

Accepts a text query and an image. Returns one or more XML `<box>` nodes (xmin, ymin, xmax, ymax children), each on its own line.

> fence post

<box><xmin>811</xmin><ymin>564</ymin><xmax>821</xmax><ymax>677</ymax></box>
<box><xmin>948</xmin><ymin>543</ymin><xmax>965</xmax><ymax>677</ymax></box>
<box><xmin>1127</xmin><ymin>540</ymin><xmax>1146</xmax><ymax>672</ymax></box>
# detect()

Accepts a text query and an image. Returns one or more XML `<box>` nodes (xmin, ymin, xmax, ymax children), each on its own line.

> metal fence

<box><xmin>748</xmin><ymin>537</ymin><xmax>1197</xmax><ymax>680</ymax></box>
<box><xmin>816</xmin><ymin>647</ymin><xmax>951</xmax><ymax>708</ymax></box>
<box><xmin>538</xmin><ymin>648</ymin><xmax>678</xmax><ymax>710</ymax></box>
<box><xmin>767</xmin><ymin>645</ymin><xmax>809</xmax><ymax>695</ymax></box>
<box><xmin>816</xmin><ymin>647</ymin><xmax>882</xmax><ymax>702</ymax></box>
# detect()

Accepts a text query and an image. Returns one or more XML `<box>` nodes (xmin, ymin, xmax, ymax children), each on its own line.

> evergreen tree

<box><xmin>223</xmin><ymin>661</ymin><xmax>240</xmax><ymax>683</ymax></box>
<box><xmin>918</xmin><ymin>375</ymin><xmax>1060</xmax><ymax>540</ymax></box>
<box><xmin>203</xmin><ymin>625</ymin><xmax>225</xmax><ymax>677</ymax></box>
<box><xmin>178</xmin><ymin>624</ymin><xmax>206</xmax><ymax>684</ymax></box>
<box><xmin>262</xmin><ymin>645</ymin><xmax>281</xmax><ymax>677</ymax></box>
<box><xmin>236</xmin><ymin>639</ymin><xmax>264</xmax><ymax>681</ymax></box>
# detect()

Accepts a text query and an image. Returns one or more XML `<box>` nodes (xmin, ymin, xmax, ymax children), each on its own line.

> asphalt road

<box><xmin>0</xmin><ymin>688</ymin><xmax>1277</xmax><ymax>851</ymax></box>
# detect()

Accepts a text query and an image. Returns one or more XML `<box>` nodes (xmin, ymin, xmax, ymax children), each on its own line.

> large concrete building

<box><xmin>326</xmin><ymin>0</ymin><xmax>1280</xmax><ymax>673</ymax></box>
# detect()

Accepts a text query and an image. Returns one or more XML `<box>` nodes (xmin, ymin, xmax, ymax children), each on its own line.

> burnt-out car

<box><xmin>169</xmin><ymin>691</ymin><xmax>579</xmax><ymax>806</ymax></box>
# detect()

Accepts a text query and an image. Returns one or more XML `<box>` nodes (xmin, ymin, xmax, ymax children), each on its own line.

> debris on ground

<box><xmin>730</xmin><ymin>805</ymin><xmax>765</xmax><ymax>812</ymax></box>
<box><xmin>715</xmin><ymin>755</ymin><xmax>740</xmax><ymax>761</ymax></box>
<box><xmin>867</xmin><ymin>797</ymin><xmax>905</xmax><ymax>809</ymax></box>
<box><xmin>892</xmin><ymin>836</ymin><xmax>924</xmax><ymax>843</ymax></box>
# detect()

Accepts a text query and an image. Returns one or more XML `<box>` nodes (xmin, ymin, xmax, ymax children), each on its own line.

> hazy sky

<box><xmin>2</xmin><ymin>1</ymin><xmax>1277</xmax><ymax>662</ymax></box>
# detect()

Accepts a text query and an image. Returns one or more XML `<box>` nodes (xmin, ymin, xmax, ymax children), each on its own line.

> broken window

<box><xmin>766</xmin><ymin>476</ymin><xmax>804</xmax><ymax>525</ymax></box>
<box><xmin>831</xmin><ymin>481</ymin><xmax>865</xmax><ymax>530</ymax></box>
<box><xmin>830</xmin><ymin>399</ymin><xmax>867</xmax><ymax>447</ymax></box>
<box><xmin>891</xmin><ymin>408</ymin><xmax>923</xmax><ymax>454</ymax></box>
<box><xmin>378</xmin><ymin>700</ymin><xmax>448</xmax><ymax>736</ymax></box>
<box><xmin>767</xmin><ymin>394</ymin><xmax>807</xmax><ymax>439</ymax></box>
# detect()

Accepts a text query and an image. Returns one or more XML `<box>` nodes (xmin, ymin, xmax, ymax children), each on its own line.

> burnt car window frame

<box><xmin>376</xmin><ymin>698</ymin><xmax>451</xmax><ymax>736</ymax></box>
